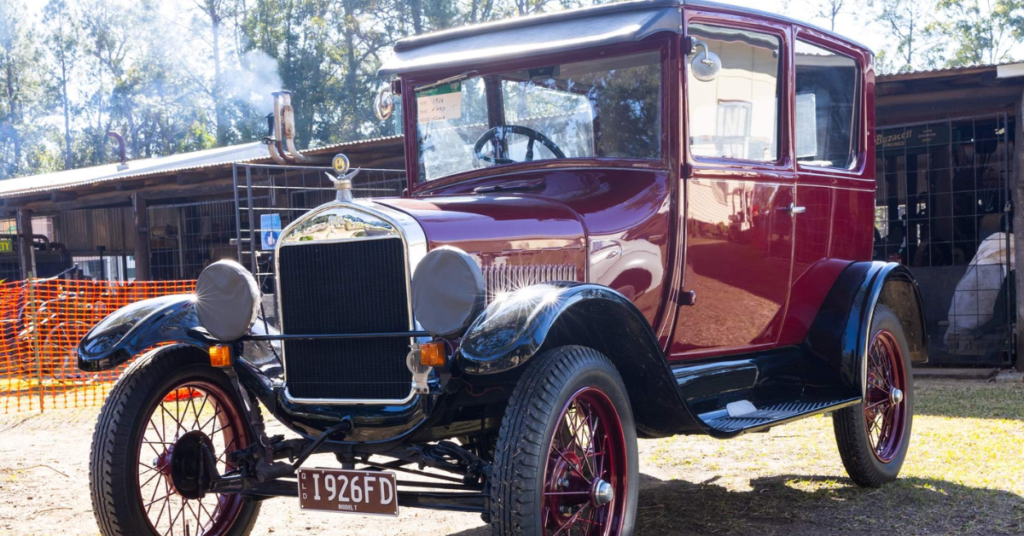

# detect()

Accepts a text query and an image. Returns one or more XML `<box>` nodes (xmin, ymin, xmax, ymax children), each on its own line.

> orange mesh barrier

<box><xmin>0</xmin><ymin>279</ymin><xmax>196</xmax><ymax>413</ymax></box>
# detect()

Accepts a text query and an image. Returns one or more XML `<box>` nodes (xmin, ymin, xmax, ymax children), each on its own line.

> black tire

<box><xmin>90</xmin><ymin>345</ymin><xmax>261</xmax><ymax>536</ymax></box>
<box><xmin>490</xmin><ymin>346</ymin><xmax>639</xmax><ymax>536</ymax></box>
<box><xmin>832</xmin><ymin>305</ymin><xmax>914</xmax><ymax>487</ymax></box>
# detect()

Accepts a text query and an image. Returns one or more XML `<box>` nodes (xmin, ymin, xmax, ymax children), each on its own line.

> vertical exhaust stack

<box><xmin>265</xmin><ymin>92</ymin><xmax>288</xmax><ymax>164</ymax></box>
<box><xmin>279</xmin><ymin>91</ymin><xmax>310</xmax><ymax>163</ymax></box>
<box><xmin>264</xmin><ymin>90</ymin><xmax>310</xmax><ymax>164</ymax></box>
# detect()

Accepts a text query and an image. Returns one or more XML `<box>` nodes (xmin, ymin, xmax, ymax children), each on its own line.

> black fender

<box><xmin>803</xmin><ymin>261</ymin><xmax>929</xmax><ymax>398</ymax></box>
<box><xmin>459</xmin><ymin>282</ymin><xmax>702</xmax><ymax>437</ymax></box>
<box><xmin>77</xmin><ymin>294</ymin><xmax>216</xmax><ymax>372</ymax></box>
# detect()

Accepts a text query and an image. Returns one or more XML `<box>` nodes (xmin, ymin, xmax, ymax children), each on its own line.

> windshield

<box><xmin>414</xmin><ymin>50</ymin><xmax>663</xmax><ymax>183</ymax></box>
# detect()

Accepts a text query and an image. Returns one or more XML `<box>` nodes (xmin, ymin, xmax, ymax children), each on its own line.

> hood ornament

<box><xmin>328</xmin><ymin>153</ymin><xmax>360</xmax><ymax>202</ymax></box>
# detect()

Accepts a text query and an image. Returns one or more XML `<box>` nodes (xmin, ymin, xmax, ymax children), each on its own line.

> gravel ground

<box><xmin>1</xmin><ymin>378</ymin><xmax>1022</xmax><ymax>536</ymax></box>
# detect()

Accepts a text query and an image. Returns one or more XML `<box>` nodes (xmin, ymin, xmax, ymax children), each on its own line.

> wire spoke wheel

<box><xmin>136</xmin><ymin>380</ymin><xmax>249</xmax><ymax>536</ymax></box>
<box><xmin>864</xmin><ymin>330</ymin><xmax>908</xmax><ymax>463</ymax></box>
<box><xmin>542</xmin><ymin>387</ymin><xmax>628</xmax><ymax>536</ymax></box>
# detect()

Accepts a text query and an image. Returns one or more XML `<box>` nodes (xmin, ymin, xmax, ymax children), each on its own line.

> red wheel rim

<box><xmin>542</xmin><ymin>387</ymin><xmax>628</xmax><ymax>536</ymax></box>
<box><xmin>864</xmin><ymin>330</ymin><xmax>908</xmax><ymax>463</ymax></box>
<box><xmin>135</xmin><ymin>380</ymin><xmax>249</xmax><ymax>536</ymax></box>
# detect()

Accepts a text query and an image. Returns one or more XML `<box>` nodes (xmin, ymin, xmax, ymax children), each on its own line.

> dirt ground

<box><xmin>1</xmin><ymin>378</ymin><xmax>1022</xmax><ymax>536</ymax></box>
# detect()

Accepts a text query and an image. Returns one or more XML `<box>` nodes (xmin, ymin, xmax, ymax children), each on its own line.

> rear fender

<box><xmin>77</xmin><ymin>294</ymin><xmax>215</xmax><ymax>372</ymax></box>
<box><xmin>803</xmin><ymin>262</ymin><xmax>929</xmax><ymax>398</ymax></box>
<box><xmin>459</xmin><ymin>282</ymin><xmax>701</xmax><ymax>437</ymax></box>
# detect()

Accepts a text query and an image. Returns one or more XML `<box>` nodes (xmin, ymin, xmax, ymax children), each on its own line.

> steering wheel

<box><xmin>473</xmin><ymin>125</ymin><xmax>567</xmax><ymax>164</ymax></box>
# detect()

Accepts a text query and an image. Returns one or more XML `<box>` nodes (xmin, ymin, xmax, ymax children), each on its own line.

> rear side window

<box><xmin>795</xmin><ymin>40</ymin><xmax>859</xmax><ymax>169</ymax></box>
<box><xmin>687</xmin><ymin>23</ymin><xmax>782</xmax><ymax>163</ymax></box>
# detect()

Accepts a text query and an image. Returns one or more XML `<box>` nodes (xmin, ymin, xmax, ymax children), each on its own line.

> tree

<box><xmin>929</xmin><ymin>0</ymin><xmax>1014</xmax><ymax>66</ymax></box>
<box><xmin>42</xmin><ymin>0</ymin><xmax>81</xmax><ymax>170</ymax></box>
<box><xmin>810</xmin><ymin>0</ymin><xmax>846</xmax><ymax>31</ymax></box>
<box><xmin>872</xmin><ymin>0</ymin><xmax>940</xmax><ymax>72</ymax></box>
<box><xmin>0</xmin><ymin>1</ymin><xmax>47</xmax><ymax>179</ymax></box>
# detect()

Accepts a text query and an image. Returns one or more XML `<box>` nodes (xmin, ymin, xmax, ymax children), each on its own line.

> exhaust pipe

<box><xmin>265</xmin><ymin>94</ymin><xmax>287</xmax><ymax>164</ymax></box>
<box><xmin>264</xmin><ymin>91</ymin><xmax>309</xmax><ymax>164</ymax></box>
<box><xmin>279</xmin><ymin>92</ymin><xmax>309</xmax><ymax>163</ymax></box>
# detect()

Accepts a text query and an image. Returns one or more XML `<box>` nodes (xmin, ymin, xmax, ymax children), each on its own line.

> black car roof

<box><xmin>378</xmin><ymin>0</ymin><xmax>869</xmax><ymax>77</ymax></box>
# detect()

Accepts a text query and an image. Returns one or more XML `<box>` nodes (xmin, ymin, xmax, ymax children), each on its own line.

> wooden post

<box><xmin>1013</xmin><ymin>93</ymin><xmax>1024</xmax><ymax>370</ymax></box>
<box><xmin>17</xmin><ymin>207</ymin><xmax>34</xmax><ymax>279</ymax></box>
<box><xmin>133</xmin><ymin>193</ymin><xmax>152</xmax><ymax>281</ymax></box>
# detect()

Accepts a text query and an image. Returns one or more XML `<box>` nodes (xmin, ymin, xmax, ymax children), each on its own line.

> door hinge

<box><xmin>679</xmin><ymin>290</ymin><xmax>697</xmax><ymax>306</ymax></box>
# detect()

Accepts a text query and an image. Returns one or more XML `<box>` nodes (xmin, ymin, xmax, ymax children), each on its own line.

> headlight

<box><xmin>195</xmin><ymin>260</ymin><xmax>260</xmax><ymax>341</ymax></box>
<box><xmin>412</xmin><ymin>247</ymin><xmax>485</xmax><ymax>338</ymax></box>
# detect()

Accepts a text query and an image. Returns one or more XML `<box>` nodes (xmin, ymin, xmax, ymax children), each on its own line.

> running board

<box><xmin>698</xmin><ymin>396</ymin><xmax>860</xmax><ymax>436</ymax></box>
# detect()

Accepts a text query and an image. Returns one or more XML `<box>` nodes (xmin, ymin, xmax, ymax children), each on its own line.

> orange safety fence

<box><xmin>0</xmin><ymin>278</ymin><xmax>196</xmax><ymax>413</ymax></box>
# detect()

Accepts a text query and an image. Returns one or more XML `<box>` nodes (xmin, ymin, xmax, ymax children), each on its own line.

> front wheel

<box><xmin>89</xmin><ymin>346</ymin><xmax>261</xmax><ymax>536</ymax></box>
<box><xmin>490</xmin><ymin>346</ymin><xmax>639</xmax><ymax>536</ymax></box>
<box><xmin>833</xmin><ymin>305</ymin><xmax>914</xmax><ymax>487</ymax></box>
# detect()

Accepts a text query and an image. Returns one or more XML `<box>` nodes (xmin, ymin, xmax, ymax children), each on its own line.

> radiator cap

<box><xmin>412</xmin><ymin>247</ymin><xmax>485</xmax><ymax>338</ymax></box>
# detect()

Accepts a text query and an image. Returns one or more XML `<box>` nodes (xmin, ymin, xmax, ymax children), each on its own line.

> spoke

<box><xmin>552</xmin><ymin>506</ymin><xmax>586</xmax><ymax>536</ymax></box>
<box><xmin>192</xmin><ymin>390</ymin><xmax>209</xmax><ymax>431</ymax></box>
<box><xmin>148</xmin><ymin>417</ymin><xmax>166</xmax><ymax>444</ymax></box>
<box><xmin>554</xmin><ymin>448</ymin><xmax>588</xmax><ymax>480</ymax></box>
<box><xmin>139</xmin><ymin>468</ymin><xmax>164</xmax><ymax>490</ymax></box>
<box><xmin>145</xmin><ymin>473</ymin><xmax>164</xmax><ymax>514</ymax></box>
<box><xmin>162</xmin><ymin>404</ymin><xmax>189</xmax><ymax>438</ymax></box>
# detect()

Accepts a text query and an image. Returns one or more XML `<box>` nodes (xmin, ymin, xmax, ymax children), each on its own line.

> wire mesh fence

<box><xmin>0</xmin><ymin>278</ymin><xmax>195</xmax><ymax>413</ymax></box>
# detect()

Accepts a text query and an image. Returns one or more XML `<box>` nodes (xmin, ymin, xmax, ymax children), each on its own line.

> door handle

<box><xmin>784</xmin><ymin>203</ymin><xmax>806</xmax><ymax>214</ymax></box>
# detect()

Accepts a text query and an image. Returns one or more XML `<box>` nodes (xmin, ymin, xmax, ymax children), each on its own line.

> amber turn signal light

<box><xmin>209</xmin><ymin>345</ymin><xmax>232</xmax><ymax>367</ymax></box>
<box><xmin>420</xmin><ymin>341</ymin><xmax>447</xmax><ymax>367</ymax></box>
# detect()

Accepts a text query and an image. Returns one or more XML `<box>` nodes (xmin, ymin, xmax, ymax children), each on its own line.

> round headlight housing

<box><xmin>412</xmin><ymin>247</ymin><xmax>485</xmax><ymax>338</ymax></box>
<box><xmin>195</xmin><ymin>260</ymin><xmax>260</xmax><ymax>341</ymax></box>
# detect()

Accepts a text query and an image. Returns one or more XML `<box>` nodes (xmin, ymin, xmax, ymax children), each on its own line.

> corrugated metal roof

<box><xmin>877</xmin><ymin>61</ymin><xmax>1024</xmax><ymax>82</ymax></box>
<box><xmin>0</xmin><ymin>142</ymin><xmax>269</xmax><ymax>198</ymax></box>
<box><xmin>0</xmin><ymin>134</ymin><xmax>406</xmax><ymax>199</ymax></box>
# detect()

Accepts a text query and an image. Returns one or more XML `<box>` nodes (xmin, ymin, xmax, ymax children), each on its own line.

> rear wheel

<box><xmin>833</xmin><ymin>305</ymin><xmax>914</xmax><ymax>487</ymax></box>
<box><xmin>90</xmin><ymin>346</ymin><xmax>260</xmax><ymax>536</ymax></box>
<box><xmin>490</xmin><ymin>346</ymin><xmax>638</xmax><ymax>536</ymax></box>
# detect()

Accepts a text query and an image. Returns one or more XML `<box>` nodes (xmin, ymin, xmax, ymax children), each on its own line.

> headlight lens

<box><xmin>195</xmin><ymin>260</ymin><xmax>260</xmax><ymax>341</ymax></box>
<box><xmin>412</xmin><ymin>247</ymin><xmax>485</xmax><ymax>338</ymax></box>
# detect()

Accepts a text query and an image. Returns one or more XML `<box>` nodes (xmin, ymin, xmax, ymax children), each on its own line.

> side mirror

<box><xmin>373</xmin><ymin>86</ymin><xmax>395</xmax><ymax>121</ymax></box>
<box><xmin>689</xmin><ymin>38</ymin><xmax>721</xmax><ymax>82</ymax></box>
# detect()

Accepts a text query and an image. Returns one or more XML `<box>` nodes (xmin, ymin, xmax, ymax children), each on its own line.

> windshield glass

<box><xmin>414</xmin><ymin>50</ymin><xmax>663</xmax><ymax>182</ymax></box>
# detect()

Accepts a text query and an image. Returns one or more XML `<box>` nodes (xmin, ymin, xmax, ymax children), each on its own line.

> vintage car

<box><xmin>77</xmin><ymin>1</ymin><xmax>928</xmax><ymax>535</ymax></box>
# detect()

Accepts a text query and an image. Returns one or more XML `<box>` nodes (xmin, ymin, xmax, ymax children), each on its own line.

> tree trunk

<box><xmin>61</xmin><ymin>55</ymin><xmax>72</xmax><ymax>170</ymax></box>
<box><xmin>210</xmin><ymin>3</ymin><xmax>228</xmax><ymax>147</ymax></box>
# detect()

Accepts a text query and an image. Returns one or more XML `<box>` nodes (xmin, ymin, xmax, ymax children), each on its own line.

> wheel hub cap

<box><xmin>890</xmin><ymin>388</ymin><xmax>904</xmax><ymax>405</ymax></box>
<box><xmin>592</xmin><ymin>479</ymin><xmax>614</xmax><ymax>506</ymax></box>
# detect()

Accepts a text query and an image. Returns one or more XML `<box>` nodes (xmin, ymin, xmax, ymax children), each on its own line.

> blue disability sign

<box><xmin>261</xmin><ymin>214</ymin><xmax>282</xmax><ymax>250</ymax></box>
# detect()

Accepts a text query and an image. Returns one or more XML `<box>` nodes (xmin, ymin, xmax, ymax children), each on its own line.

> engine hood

<box><xmin>376</xmin><ymin>195</ymin><xmax>587</xmax><ymax>279</ymax></box>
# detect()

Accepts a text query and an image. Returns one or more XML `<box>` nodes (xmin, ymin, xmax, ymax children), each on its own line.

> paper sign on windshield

<box><xmin>417</xmin><ymin>81</ymin><xmax>462</xmax><ymax>123</ymax></box>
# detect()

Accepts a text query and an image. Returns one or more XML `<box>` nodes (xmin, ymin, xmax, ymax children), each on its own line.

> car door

<box><xmin>777</xmin><ymin>31</ymin><xmax>875</xmax><ymax>346</ymax></box>
<box><xmin>670</xmin><ymin>15</ymin><xmax>797</xmax><ymax>359</ymax></box>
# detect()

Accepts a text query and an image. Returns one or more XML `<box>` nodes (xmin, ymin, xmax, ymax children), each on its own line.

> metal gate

<box><xmin>232</xmin><ymin>163</ymin><xmax>406</xmax><ymax>324</ymax></box>
<box><xmin>874</xmin><ymin>114</ymin><xmax>1014</xmax><ymax>366</ymax></box>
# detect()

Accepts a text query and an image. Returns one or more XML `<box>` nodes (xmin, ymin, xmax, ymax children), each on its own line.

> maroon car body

<box><xmin>79</xmin><ymin>2</ymin><xmax>930</xmax><ymax>535</ymax></box>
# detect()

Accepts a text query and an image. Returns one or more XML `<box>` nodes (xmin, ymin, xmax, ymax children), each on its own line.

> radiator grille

<box><xmin>278</xmin><ymin>238</ymin><xmax>412</xmax><ymax>400</ymax></box>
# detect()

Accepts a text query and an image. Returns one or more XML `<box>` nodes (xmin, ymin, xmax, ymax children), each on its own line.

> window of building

<box><xmin>687</xmin><ymin>23</ymin><xmax>781</xmax><ymax>162</ymax></box>
<box><xmin>795</xmin><ymin>40</ymin><xmax>859</xmax><ymax>169</ymax></box>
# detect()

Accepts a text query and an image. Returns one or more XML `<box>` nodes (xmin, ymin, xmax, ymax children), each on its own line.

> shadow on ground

<box><xmin>451</xmin><ymin>473</ymin><xmax>1024</xmax><ymax>536</ymax></box>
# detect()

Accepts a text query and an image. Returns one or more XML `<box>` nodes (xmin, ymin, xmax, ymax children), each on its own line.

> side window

<box><xmin>795</xmin><ymin>40</ymin><xmax>859</xmax><ymax>169</ymax></box>
<box><xmin>687</xmin><ymin>23</ymin><xmax>781</xmax><ymax>162</ymax></box>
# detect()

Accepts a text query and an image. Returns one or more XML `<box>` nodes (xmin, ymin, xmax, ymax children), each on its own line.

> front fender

<box><xmin>77</xmin><ymin>294</ymin><xmax>215</xmax><ymax>372</ymax></box>
<box><xmin>459</xmin><ymin>282</ymin><xmax>699</xmax><ymax>437</ymax></box>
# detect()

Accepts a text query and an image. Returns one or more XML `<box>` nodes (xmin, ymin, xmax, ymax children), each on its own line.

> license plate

<box><xmin>297</xmin><ymin>468</ymin><xmax>399</xmax><ymax>516</ymax></box>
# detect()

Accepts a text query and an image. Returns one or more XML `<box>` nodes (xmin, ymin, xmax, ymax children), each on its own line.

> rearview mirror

<box><xmin>374</xmin><ymin>86</ymin><xmax>395</xmax><ymax>121</ymax></box>
<box><xmin>689</xmin><ymin>38</ymin><xmax>721</xmax><ymax>82</ymax></box>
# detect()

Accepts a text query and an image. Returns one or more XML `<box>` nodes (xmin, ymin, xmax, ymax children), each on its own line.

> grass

<box><xmin>634</xmin><ymin>379</ymin><xmax>1024</xmax><ymax>535</ymax></box>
